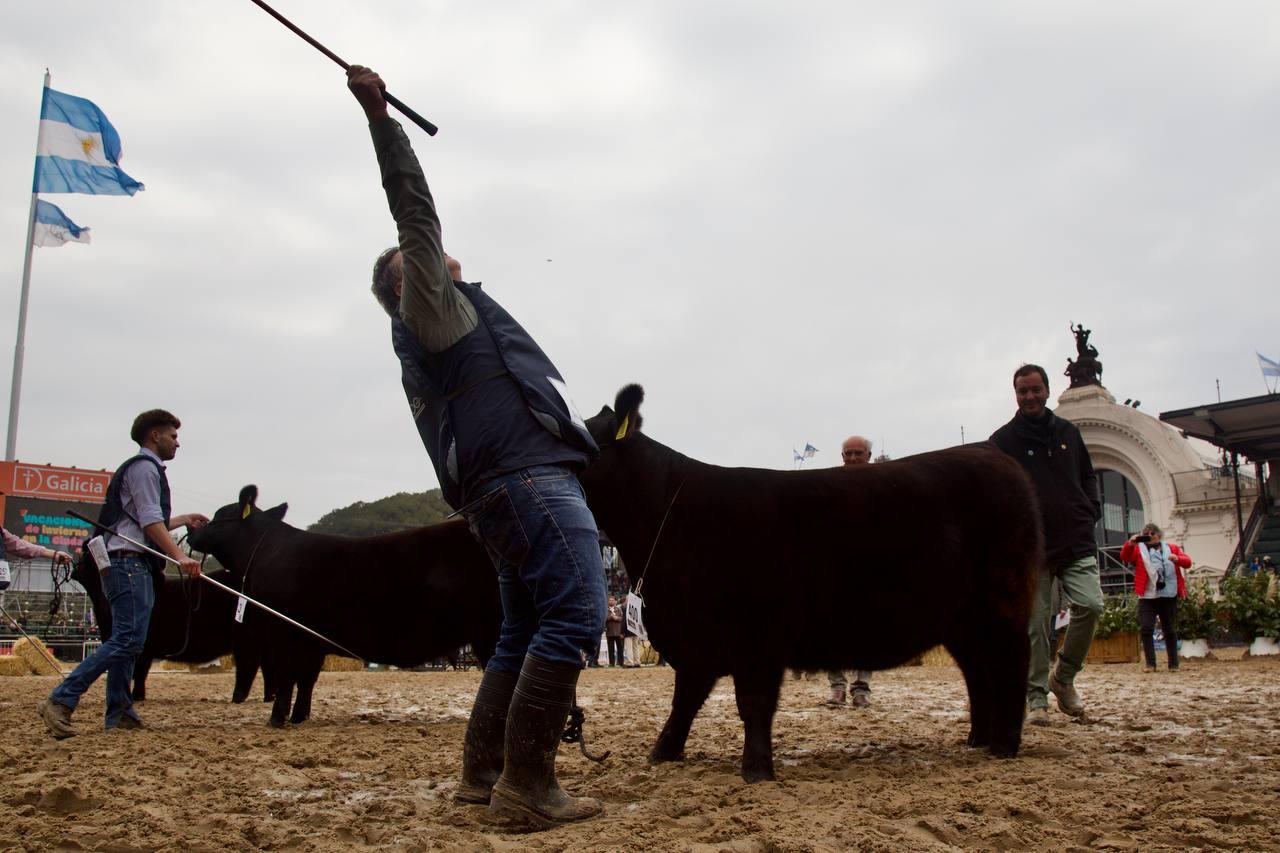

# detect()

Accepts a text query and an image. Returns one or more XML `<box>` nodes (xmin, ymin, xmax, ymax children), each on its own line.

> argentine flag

<box><xmin>1259</xmin><ymin>352</ymin><xmax>1280</xmax><ymax>379</ymax></box>
<box><xmin>34</xmin><ymin>87</ymin><xmax>143</xmax><ymax>196</ymax></box>
<box><xmin>33</xmin><ymin>200</ymin><xmax>90</xmax><ymax>247</ymax></box>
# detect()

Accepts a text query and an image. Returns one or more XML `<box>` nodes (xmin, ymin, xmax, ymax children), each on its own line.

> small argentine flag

<box><xmin>33</xmin><ymin>199</ymin><xmax>90</xmax><ymax>247</ymax></box>
<box><xmin>1259</xmin><ymin>352</ymin><xmax>1280</xmax><ymax>379</ymax></box>
<box><xmin>803</xmin><ymin>442</ymin><xmax>818</xmax><ymax>458</ymax></box>
<box><xmin>34</xmin><ymin>87</ymin><xmax>144</xmax><ymax>196</ymax></box>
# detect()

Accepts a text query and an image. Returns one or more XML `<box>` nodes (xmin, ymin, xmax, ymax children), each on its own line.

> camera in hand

<box><xmin>1134</xmin><ymin>535</ymin><xmax>1152</xmax><ymax>544</ymax></box>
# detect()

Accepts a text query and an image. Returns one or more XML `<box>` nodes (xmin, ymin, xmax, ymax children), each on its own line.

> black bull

<box><xmin>72</xmin><ymin>559</ymin><xmax>268</xmax><ymax>703</ymax></box>
<box><xmin>187</xmin><ymin>496</ymin><xmax>502</xmax><ymax>728</ymax></box>
<box><xmin>578</xmin><ymin>384</ymin><xmax>1041</xmax><ymax>783</ymax></box>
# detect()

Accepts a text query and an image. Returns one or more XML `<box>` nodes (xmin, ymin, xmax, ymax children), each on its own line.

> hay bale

<box><xmin>918</xmin><ymin>646</ymin><xmax>957</xmax><ymax>667</ymax></box>
<box><xmin>321</xmin><ymin>655</ymin><xmax>365</xmax><ymax>672</ymax></box>
<box><xmin>0</xmin><ymin>655</ymin><xmax>33</xmax><ymax>676</ymax></box>
<box><xmin>188</xmin><ymin>654</ymin><xmax>234</xmax><ymax>673</ymax></box>
<box><xmin>13</xmin><ymin>637</ymin><xmax>62</xmax><ymax>676</ymax></box>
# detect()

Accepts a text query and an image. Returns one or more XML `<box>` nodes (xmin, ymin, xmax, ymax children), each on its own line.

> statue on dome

<box><xmin>1065</xmin><ymin>322</ymin><xmax>1104</xmax><ymax>388</ymax></box>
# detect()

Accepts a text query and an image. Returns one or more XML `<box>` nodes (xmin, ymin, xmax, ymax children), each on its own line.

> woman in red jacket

<box><xmin>1120</xmin><ymin>523</ymin><xmax>1192</xmax><ymax>672</ymax></box>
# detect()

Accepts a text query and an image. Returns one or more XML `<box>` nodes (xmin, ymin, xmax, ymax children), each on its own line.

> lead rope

<box><xmin>632</xmin><ymin>479</ymin><xmax>686</xmax><ymax>598</ymax></box>
<box><xmin>564</xmin><ymin>479</ymin><xmax>686</xmax><ymax>764</ymax></box>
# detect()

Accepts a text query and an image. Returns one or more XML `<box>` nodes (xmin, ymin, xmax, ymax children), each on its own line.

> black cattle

<box><xmin>72</xmin><ymin>559</ymin><xmax>267</xmax><ymax>703</ymax></box>
<box><xmin>579</xmin><ymin>385</ymin><xmax>1041</xmax><ymax>783</ymax></box>
<box><xmin>186</xmin><ymin>489</ymin><xmax>502</xmax><ymax>727</ymax></box>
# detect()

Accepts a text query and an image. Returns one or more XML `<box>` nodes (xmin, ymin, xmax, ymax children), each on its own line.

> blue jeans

<box><xmin>51</xmin><ymin>555</ymin><xmax>153</xmax><ymax>728</ymax></box>
<box><xmin>463</xmin><ymin>465</ymin><xmax>606</xmax><ymax>674</ymax></box>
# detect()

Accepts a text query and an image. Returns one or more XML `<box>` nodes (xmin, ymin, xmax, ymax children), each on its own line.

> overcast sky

<box><xmin>2</xmin><ymin>1</ymin><xmax>1276</xmax><ymax>527</ymax></box>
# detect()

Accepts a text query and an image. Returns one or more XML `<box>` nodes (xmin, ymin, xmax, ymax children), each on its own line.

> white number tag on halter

<box><xmin>0</xmin><ymin>559</ymin><xmax>10</xmax><ymax>588</ymax></box>
<box><xmin>86</xmin><ymin>536</ymin><xmax>111</xmax><ymax>571</ymax></box>
<box><xmin>625</xmin><ymin>591</ymin><xmax>648</xmax><ymax>642</ymax></box>
<box><xmin>234</xmin><ymin>596</ymin><xmax>248</xmax><ymax>624</ymax></box>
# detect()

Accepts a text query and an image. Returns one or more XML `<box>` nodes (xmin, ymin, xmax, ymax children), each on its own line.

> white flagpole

<box><xmin>6</xmin><ymin>70</ymin><xmax>50</xmax><ymax>462</ymax></box>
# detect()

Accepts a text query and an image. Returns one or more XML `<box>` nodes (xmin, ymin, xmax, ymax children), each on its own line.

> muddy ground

<box><xmin>3</xmin><ymin>654</ymin><xmax>1279</xmax><ymax>851</ymax></box>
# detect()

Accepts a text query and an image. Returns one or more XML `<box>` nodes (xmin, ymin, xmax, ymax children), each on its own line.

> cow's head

<box><xmin>581</xmin><ymin>383</ymin><xmax>682</xmax><ymax>531</ymax></box>
<box><xmin>186</xmin><ymin>484</ymin><xmax>288</xmax><ymax>578</ymax></box>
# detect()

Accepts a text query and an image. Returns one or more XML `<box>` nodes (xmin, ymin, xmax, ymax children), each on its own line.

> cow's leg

<box><xmin>131</xmin><ymin>654</ymin><xmax>153</xmax><ymax>703</ymax></box>
<box><xmin>732</xmin><ymin>669</ymin><xmax>782</xmax><ymax>783</ymax></box>
<box><xmin>946</xmin><ymin>635</ymin><xmax>994</xmax><ymax>749</ymax></box>
<box><xmin>983</xmin><ymin>617</ymin><xmax>1030</xmax><ymax>758</ymax></box>
<box><xmin>262</xmin><ymin>660</ymin><xmax>277</xmax><ymax>702</ymax></box>
<box><xmin>270</xmin><ymin>678</ymin><xmax>295</xmax><ymax>728</ymax></box>
<box><xmin>266</xmin><ymin>644</ymin><xmax>295</xmax><ymax>728</ymax></box>
<box><xmin>650</xmin><ymin>668</ymin><xmax>717</xmax><ymax>764</ymax></box>
<box><xmin>289</xmin><ymin>651</ymin><xmax>324</xmax><ymax>725</ymax></box>
<box><xmin>231</xmin><ymin>645</ymin><xmax>259</xmax><ymax>704</ymax></box>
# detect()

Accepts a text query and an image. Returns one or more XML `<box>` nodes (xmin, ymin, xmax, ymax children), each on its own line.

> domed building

<box><xmin>1054</xmin><ymin>385</ymin><xmax>1266</xmax><ymax>592</ymax></box>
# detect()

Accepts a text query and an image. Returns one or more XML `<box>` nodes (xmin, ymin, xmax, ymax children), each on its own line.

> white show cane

<box><xmin>66</xmin><ymin>510</ymin><xmax>362</xmax><ymax>660</ymax></box>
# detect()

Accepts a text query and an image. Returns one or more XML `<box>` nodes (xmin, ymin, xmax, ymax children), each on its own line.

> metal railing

<box><xmin>1098</xmin><ymin>545</ymin><xmax>1135</xmax><ymax>596</ymax></box>
<box><xmin>1170</xmin><ymin>466</ymin><xmax>1258</xmax><ymax>508</ymax></box>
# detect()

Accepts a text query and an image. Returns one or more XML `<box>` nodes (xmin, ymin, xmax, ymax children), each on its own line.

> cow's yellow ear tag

<box><xmin>615</xmin><ymin>415</ymin><xmax>630</xmax><ymax>441</ymax></box>
<box><xmin>242</xmin><ymin>505</ymin><xmax>252</xmax><ymax>519</ymax></box>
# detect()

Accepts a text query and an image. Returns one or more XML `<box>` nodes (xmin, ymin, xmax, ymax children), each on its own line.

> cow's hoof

<box><xmin>966</xmin><ymin>731</ymin><xmax>991</xmax><ymax>749</ymax></box>
<box><xmin>648</xmin><ymin>746</ymin><xmax>685</xmax><ymax>764</ymax></box>
<box><xmin>741</xmin><ymin>766</ymin><xmax>776</xmax><ymax>784</ymax></box>
<box><xmin>269</xmin><ymin>716</ymin><xmax>287</xmax><ymax>729</ymax></box>
<box><xmin>231</xmin><ymin>694</ymin><xmax>246</xmax><ymax>705</ymax></box>
<box><xmin>988</xmin><ymin>742</ymin><xmax>1019</xmax><ymax>759</ymax></box>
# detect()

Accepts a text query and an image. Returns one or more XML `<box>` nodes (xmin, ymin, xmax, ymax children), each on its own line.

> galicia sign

<box><xmin>5</xmin><ymin>462</ymin><xmax>110</xmax><ymax>504</ymax></box>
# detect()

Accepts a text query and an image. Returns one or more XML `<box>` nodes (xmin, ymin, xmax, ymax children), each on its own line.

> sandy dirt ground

<box><xmin>3</xmin><ymin>655</ymin><xmax>1279</xmax><ymax>852</ymax></box>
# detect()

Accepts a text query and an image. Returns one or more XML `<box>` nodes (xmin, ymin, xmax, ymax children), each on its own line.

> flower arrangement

<box><xmin>1220</xmin><ymin>573</ymin><xmax>1280</xmax><ymax>641</ymax></box>
<box><xmin>1093</xmin><ymin>594</ymin><xmax>1138</xmax><ymax>639</ymax></box>
<box><xmin>1176</xmin><ymin>580</ymin><xmax>1222</xmax><ymax>642</ymax></box>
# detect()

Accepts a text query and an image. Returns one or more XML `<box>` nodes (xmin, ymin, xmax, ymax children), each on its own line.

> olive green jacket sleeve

<box><xmin>369</xmin><ymin>117</ymin><xmax>477</xmax><ymax>352</ymax></box>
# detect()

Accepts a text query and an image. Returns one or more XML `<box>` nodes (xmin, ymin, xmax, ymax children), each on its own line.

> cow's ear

<box><xmin>238</xmin><ymin>484</ymin><xmax>259</xmax><ymax>519</ymax></box>
<box><xmin>613</xmin><ymin>384</ymin><xmax>644</xmax><ymax>440</ymax></box>
<box><xmin>266</xmin><ymin>502</ymin><xmax>288</xmax><ymax>521</ymax></box>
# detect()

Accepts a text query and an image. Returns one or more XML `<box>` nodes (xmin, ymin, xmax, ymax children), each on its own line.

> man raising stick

<box><xmin>347</xmin><ymin>67</ymin><xmax>605</xmax><ymax>830</ymax></box>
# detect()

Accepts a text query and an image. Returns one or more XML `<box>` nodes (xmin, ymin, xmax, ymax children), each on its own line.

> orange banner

<box><xmin>0</xmin><ymin>460</ymin><xmax>112</xmax><ymax>505</ymax></box>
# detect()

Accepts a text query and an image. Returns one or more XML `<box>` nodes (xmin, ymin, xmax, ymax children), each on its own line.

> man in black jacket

<box><xmin>991</xmin><ymin>364</ymin><xmax>1102</xmax><ymax>726</ymax></box>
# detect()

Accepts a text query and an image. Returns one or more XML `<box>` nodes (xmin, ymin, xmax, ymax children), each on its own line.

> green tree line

<box><xmin>307</xmin><ymin>489</ymin><xmax>454</xmax><ymax>537</ymax></box>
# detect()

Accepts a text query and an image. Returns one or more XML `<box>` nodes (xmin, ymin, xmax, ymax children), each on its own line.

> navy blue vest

<box><xmin>99</xmin><ymin>454</ymin><xmax>172</xmax><ymax>579</ymax></box>
<box><xmin>392</xmin><ymin>280</ymin><xmax>597</xmax><ymax>508</ymax></box>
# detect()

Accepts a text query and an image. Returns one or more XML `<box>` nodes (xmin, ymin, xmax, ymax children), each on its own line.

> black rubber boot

<box><xmin>454</xmin><ymin>667</ymin><xmax>518</xmax><ymax>805</ymax></box>
<box><xmin>488</xmin><ymin>654</ymin><xmax>603</xmax><ymax>830</ymax></box>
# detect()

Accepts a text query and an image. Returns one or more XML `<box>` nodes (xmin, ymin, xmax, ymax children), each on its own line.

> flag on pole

<box><xmin>1258</xmin><ymin>352</ymin><xmax>1280</xmax><ymax>379</ymax></box>
<box><xmin>34</xmin><ymin>87</ymin><xmax>144</xmax><ymax>196</ymax></box>
<box><xmin>793</xmin><ymin>449</ymin><xmax>804</xmax><ymax>464</ymax></box>
<box><xmin>32</xmin><ymin>199</ymin><xmax>90</xmax><ymax>246</ymax></box>
<box><xmin>803</xmin><ymin>443</ymin><xmax>818</xmax><ymax>458</ymax></box>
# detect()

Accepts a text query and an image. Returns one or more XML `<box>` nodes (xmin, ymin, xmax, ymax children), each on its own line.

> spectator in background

<box><xmin>1244</xmin><ymin>556</ymin><xmax>1262</xmax><ymax>576</ymax></box>
<box><xmin>605</xmin><ymin>597</ymin><xmax>625</xmax><ymax>667</ymax></box>
<box><xmin>1264</xmin><ymin>556</ymin><xmax>1277</xmax><ymax>575</ymax></box>
<box><xmin>1120</xmin><ymin>523</ymin><xmax>1191</xmax><ymax>673</ymax></box>
<box><xmin>623</xmin><ymin>618</ymin><xmax>642</xmax><ymax>668</ymax></box>
<box><xmin>825</xmin><ymin>435</ymin><xmax>876</xmax><ymax>708</ymax></box>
